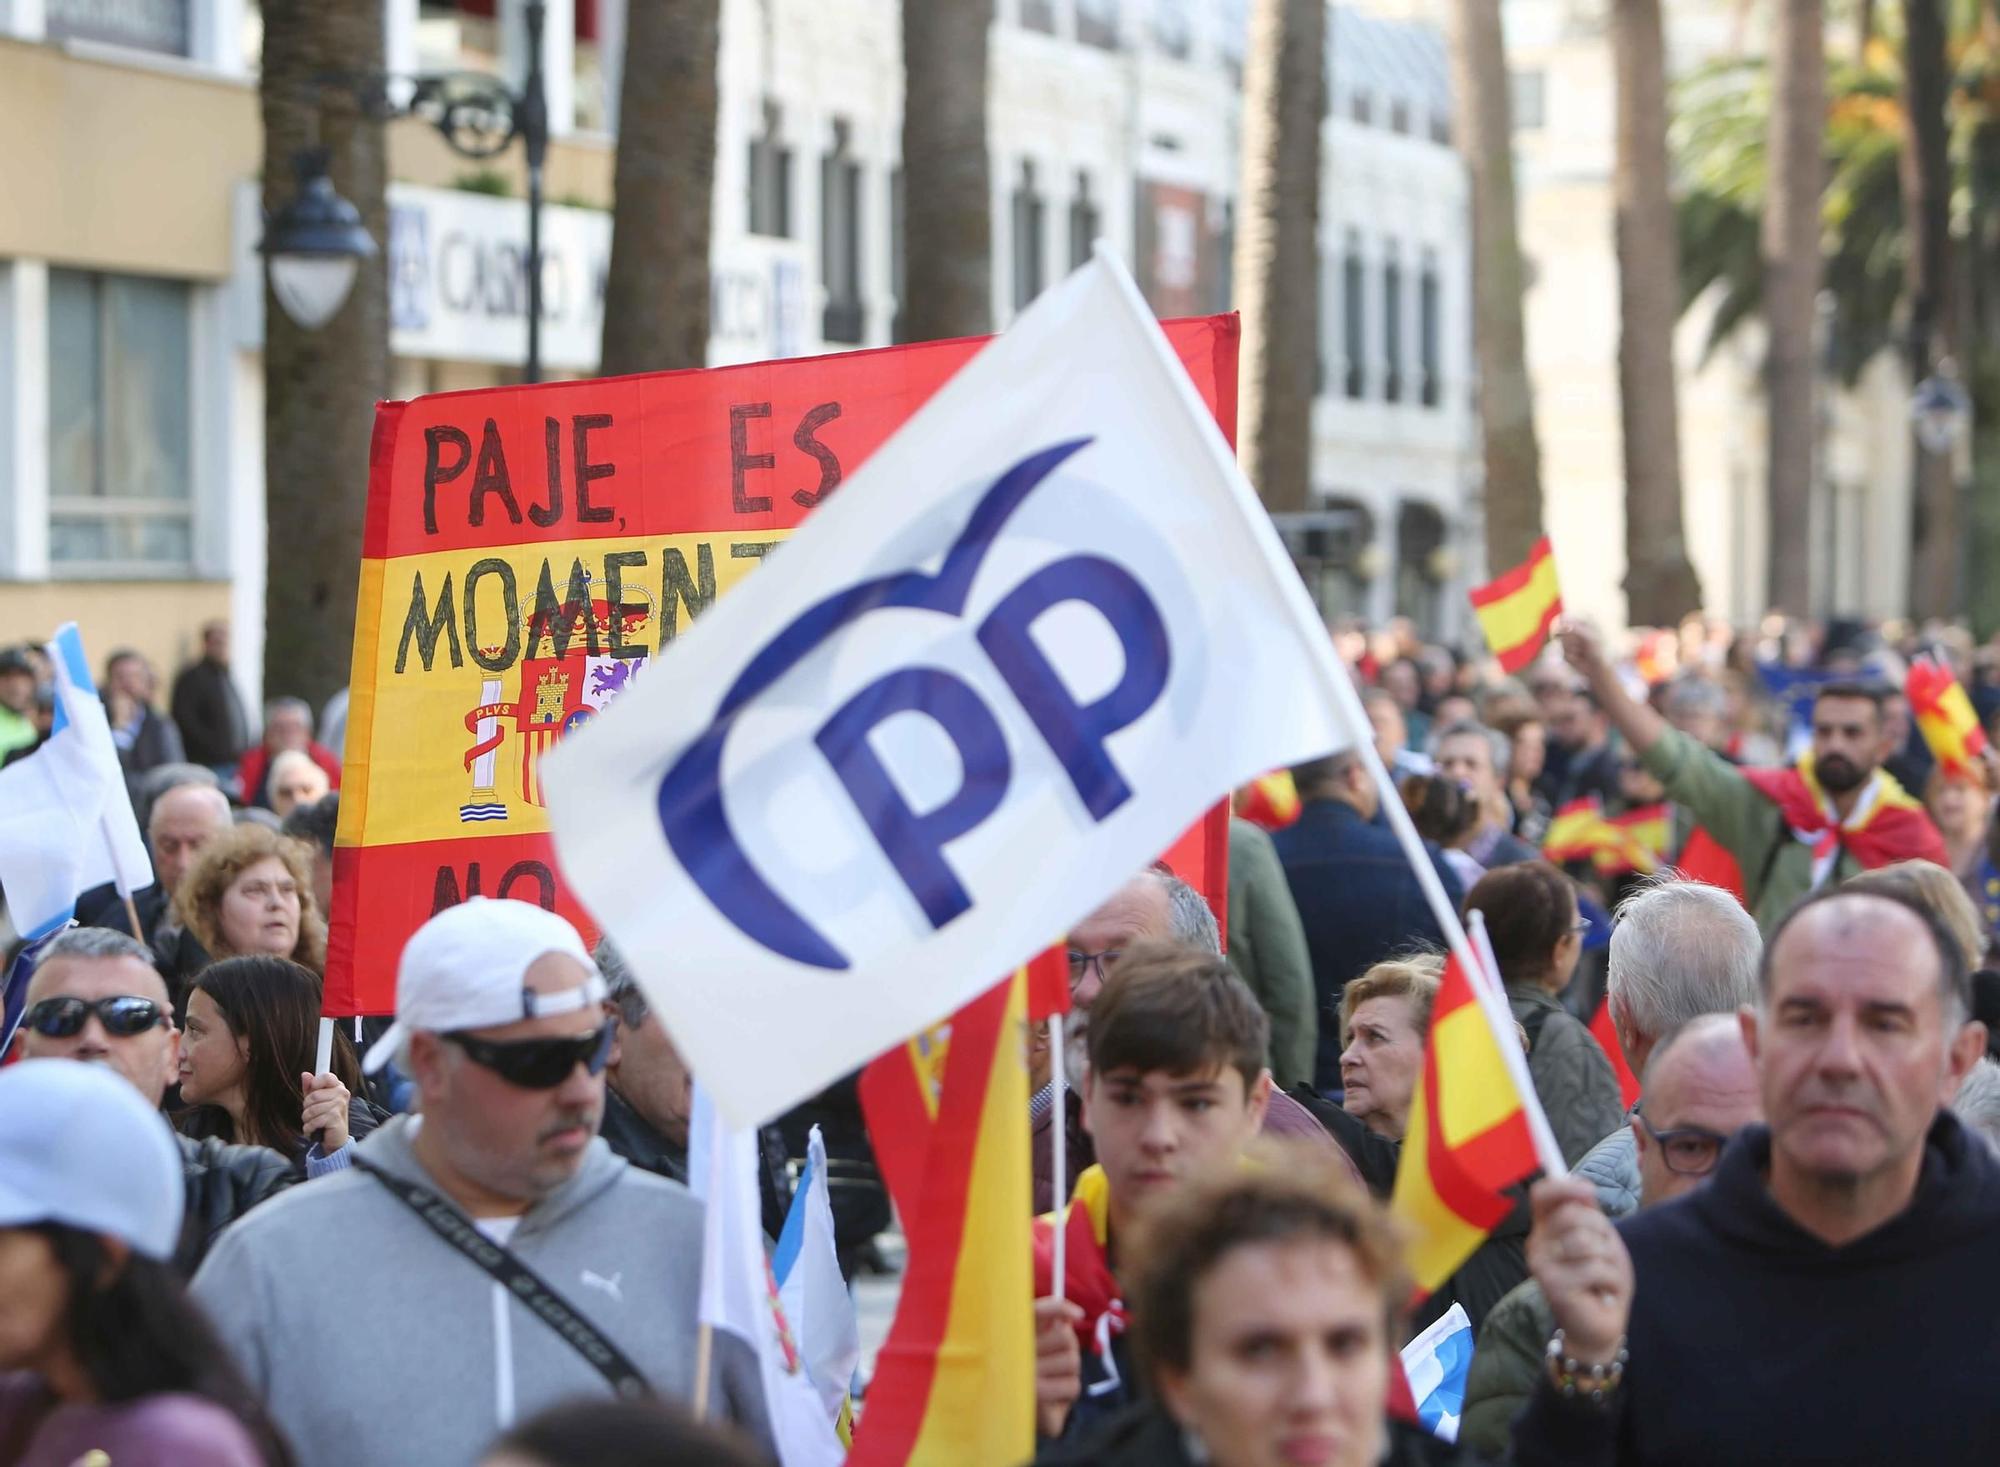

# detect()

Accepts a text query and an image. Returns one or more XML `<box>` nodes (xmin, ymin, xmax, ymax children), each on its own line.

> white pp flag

<box><xmin>691</xmin><ymin>1090</ymin><xmax>846</xmax><ymax>1467</ymax></box>
<box><xmin>544</xmin><ymin>248</ymin><xmax>1359</xmax><ymax>1125</ymax></box>
<box><xmin>0</xmin><ymin>624</ymin><xmax>152</xmax><ymax>938</ymax></box>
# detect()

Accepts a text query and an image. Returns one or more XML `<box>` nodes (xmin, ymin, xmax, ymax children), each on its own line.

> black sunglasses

<box><xmin>444</xmin><ymin>1019</ymin><xmax>616</xmax><ymax>1090</ymax></box>
<box><xmin>23</xmin><ymin>995</ymin><xmax>168</xmax><ymax>1040</ymax></box>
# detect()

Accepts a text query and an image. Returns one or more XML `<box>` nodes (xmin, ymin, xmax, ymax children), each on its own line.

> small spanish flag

<box><xmin>1391</xmin><ymin>951</ymin><xmax>1547</xmax><ymax>1295</ymax></box>
<box><xmin>1596</xmin><ymin>804</ymin><xmax>1671</xmax><ymax>878</ymax></box>
<box><xmin>1907</xmin><ymin>655</ymin><xmax>1989</xmax><ymax>778</ymax></box>
<box><xmin>1469</xmin><ymin>536</ymin><xmax>1563</xmax><ymax>674</ymax></box>
<box><xmin>1235</xmin><ymin>770</ymin><xmax>1302</xmax><ymax>831</ymax></box>
<box><xmin>1541</xmin><ymin>797</ymin><xmax>1611</xmax><ymax>865</ymax></box>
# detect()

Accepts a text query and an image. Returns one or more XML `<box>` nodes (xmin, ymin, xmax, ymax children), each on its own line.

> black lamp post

<box><xmin>261</xmin><ymin>0</ymin><xmax>551</xmax><ymax>382</ymax></box>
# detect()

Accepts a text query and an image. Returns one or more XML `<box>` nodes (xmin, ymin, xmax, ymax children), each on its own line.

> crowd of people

<box><xmin>6</xmin><ymin>605</ymin><xmax>2000</xmax><ymax>1466</ymax></box>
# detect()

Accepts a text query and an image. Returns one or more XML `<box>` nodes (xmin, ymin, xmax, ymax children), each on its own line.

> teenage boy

<box><xmin>1031</xmin><ymin>940</ymin><xmax>1273</xmax><ymax>1443</ymax></box>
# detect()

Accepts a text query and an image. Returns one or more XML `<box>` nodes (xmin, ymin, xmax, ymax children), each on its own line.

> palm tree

<box><xmin>901</xmin><ymin>0</ymin><xmax>992</xmax><ymax>341</ymax></box>
<box><xmin>1446</xmin><ymin>0</ymin><xmax>1545</xmax><ymax>575</ymax></box>
<box><xmin>601</xmin><ymin>0</ymin><xmax>721</xmax><ymax>375</ymax></box>
<box><xmin>1233</xmin><ymin>0</ymin><xmax>1325</xmax><ymax>515</ymax></box>
<box><xmin>1761</xmin><ymin>0</ymin><xmax>1824</xmax><ymax>618</ymax></box>
<box><xmin>260</xmin><ymin>0</ymin><xmax>389</xmax><ymax>712</ymax></box>
<box><xmin>1612</xmin><ymin>0</ymin><xmax>1704</xmax><ymax>625</ymax></box>
<box><xmin>1902</xmin><ymin>0</ymin><xmax>1957</xmax><ymax>618</ymax></box>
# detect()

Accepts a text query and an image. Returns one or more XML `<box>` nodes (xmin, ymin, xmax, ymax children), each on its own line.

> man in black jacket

<box><xmin>1513</xmin><ymin>883</ymin><xmax>1999</xmax><ymax>1466</ymax></box>
<box><xmin>9</xmin><ymin>925</ymin><xmax>291</xmax><ymax>1275</ymax></box>
<box><xmin>170</xmin><ymin>620</ymin><xmax>249</xmax><ymax>772</ymax></box>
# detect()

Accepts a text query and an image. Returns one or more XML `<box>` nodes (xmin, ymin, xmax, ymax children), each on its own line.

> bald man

<box><xmin>72</xmin><ymin>779</ymin><xmax>233</xmax><ymax>949</ymax></box>
<box><xmin>1460</xmin><ymin>1012</ymin><xmax>1762</xmax><ymax>1453</ymax></box>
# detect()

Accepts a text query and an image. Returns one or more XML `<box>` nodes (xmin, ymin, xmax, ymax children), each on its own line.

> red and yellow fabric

<box><xmin>852</xmin><ymin>971</ymin><xmax>1033</xmax><ymax>1467</ymax></box>
<box><xmin>1541</xmin><ymin>798</ymin><xmax>1613</xmax><ymax>865</ymax></box>
<box><xmin>1390</xmin><ymin>953</ymin><xmax>1543</xmax><ymax>1296</ymax></box>
<box><xmin>328</xmin><ymin>317</ymin><xmax>1241</xmax><ymax>1014</ymax></box>
<box><xmin>1674</xmin><ymin>825</ymin><xmax>1747</xmax><ymax>903</ymax></box>
<box><xmin>1588</xmin><ymin>999</ymin><xmax>1640</xmax><ymax>1110</ymax></box>
<box><xmin>1907</xmin><ymin>656</ymin><xmax>1990</xmax><ymax>778</ymax></box>
<box><xmin>1235</xmin><ymin>769</ymin><xmax>1302</xmax><ymax>831</ymax></box>
<box><xmin>1593</xmin><ymin>804</ymin><xmax>1670</xmax><ymax>878</ymax></box>
<box><xmin>1468</xmin><ymin>537</ymin><xmax>1563</xmax><ymax>675</ymax></box>
<box><xmin>1032</xmin><ymin>1164</ymin><xmax>1122</xmax><ymax>1354</ymax></box>
<box><xmin>1739</xmin><ymin>758</ymin><xmax>1948</xmax><ymax>875</ymax></box>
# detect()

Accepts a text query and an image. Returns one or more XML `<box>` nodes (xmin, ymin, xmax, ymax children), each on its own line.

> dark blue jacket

<box><xmin>1269</xmin><ymin>798</ymin><xmax>1465</xmax><ymax>1089</ymax></box>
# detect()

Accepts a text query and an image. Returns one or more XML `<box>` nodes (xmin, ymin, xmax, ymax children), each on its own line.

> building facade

<box><xmin>0</xmin><ymin>0</ymin><xmax>1475</xmax><ymax>720</ymax></box>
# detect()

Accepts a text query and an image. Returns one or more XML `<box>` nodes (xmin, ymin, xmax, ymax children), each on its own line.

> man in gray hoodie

<box><xmin>191</xmin><ymin>898</ymin><xmax>771</xmax><ymax>1467</ymax></box>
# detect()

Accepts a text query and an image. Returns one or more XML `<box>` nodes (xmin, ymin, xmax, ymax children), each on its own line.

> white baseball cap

<box><xmin>363</xmin><ymin>898</ymin><xmax>604</xmax><ymax>1075</ymax></box>
<box><xmin>0</xmin><ymin>1058</ymin><xmax>185</xmax><ymax>1260</ymax></box>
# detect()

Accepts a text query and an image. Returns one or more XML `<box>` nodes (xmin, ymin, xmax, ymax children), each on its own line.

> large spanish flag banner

<box><xmin>1390</xmin><ymin>950</ymin><xmax>1548</xmax><ymax>1295</ymax></box>
<box><xmin>328</xmin><ymin>320</ymin><xmax>1240</xmax><ymax>1014</ymax></box>
<box><xmin>852</xmin><ymin>970</ymin><xmax>1032</xmax><ymax>1466</ymax></box>
<box><xmin>1468</xmin><ymin>536</ymin><xmax>1562</xmax><ymax>674</ymax></box>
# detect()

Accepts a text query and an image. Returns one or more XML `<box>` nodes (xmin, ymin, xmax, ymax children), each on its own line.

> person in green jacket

<box><xmin>1458</xmin><ymin>1011</ymin><xmax>1762</xmax><ymax>1455</ymax></box>
<box><xmin>1561</xmin><ymin>624</ymin><xmax>1947</xmax><ymax>933</ymax></box>
<box><xmin>1225</xmin><ymin>815</ymin><xmax>1317</xmax><ymax>1089</ymax></box>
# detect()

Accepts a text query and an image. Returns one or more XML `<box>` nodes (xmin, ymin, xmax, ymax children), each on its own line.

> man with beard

<box><xmin>192</xmin><ymin>899</ymin><xmax>772</xmax><ymax>1467</ymax></box>
<box><xmin>1563</xmin><ymin>625</ymin><xmax>1945</xmax><ymax>934</ymax></box>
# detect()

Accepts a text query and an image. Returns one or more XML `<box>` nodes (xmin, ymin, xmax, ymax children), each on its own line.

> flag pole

<box><xmin>1048</xmin><ymin>1012</ymin><xmax>1068</xmax><ymax>1302</ymax></box>
<box><xmin>692</xmin><ymin>1321</ymin><xmax>714</xmax><ymax>1422</ymax></box>
<box><xmin>99</xmin><ymin>811</ymin><xmax>143</xmax><ymax>940</ymax></box>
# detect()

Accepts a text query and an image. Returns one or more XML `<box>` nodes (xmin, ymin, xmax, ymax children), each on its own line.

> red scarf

<box><xmin>1739</xmin><ymin>757</ymin><xmax>1946</xmax><ymax>875</ymax></box>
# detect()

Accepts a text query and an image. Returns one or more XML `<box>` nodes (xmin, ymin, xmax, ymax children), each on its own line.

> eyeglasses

<box><xmin>444</xmin><ymin>1019</ymin><xmax>616</xmax><ymax>1090</ymax></box>
<box><xmin>1066</xmin><ymin>948</ymin><xmax>1123</xmax><ymax>985</ymax></box>
<box><xmin>1637</xmin><ymin>1115</ymin><xmax>1734</xmax><ymax>1176</ymax></box>
<box><xmin>22</xmin><ymin>995</ymin><xmax>168</xmax><ymax>1040</ymax></box>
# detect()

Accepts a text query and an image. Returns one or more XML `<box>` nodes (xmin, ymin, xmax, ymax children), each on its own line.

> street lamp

<box><xmin>259</xmin><ymin>0</ymin><xmax>551</xmax><ymax>380</ymax></box>
<box><xmin>1910</xmin><ymin>363</ymin><xmax>1972</xmax><ymax>457</ymax></box>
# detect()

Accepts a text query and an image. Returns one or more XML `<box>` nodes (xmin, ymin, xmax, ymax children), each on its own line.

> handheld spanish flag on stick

<box><xmin>1469</xmin><ymin>536</ymin><xmax>1563</xmax><ymax>674</ymax></box>
<box><xmin>1908</xmin><ymin>655</ymin><xmax>1990</xmax><ymax>778</ymax></box>
<box><xmin>1235</xmin><ymin>769</ymin><xmax>1302</xmax><ymax>831</ymax></box>
<box><xmin>852</xmin><ymin>970</ymin><xmax>1033</xmax><ymax>1467</ymax></box>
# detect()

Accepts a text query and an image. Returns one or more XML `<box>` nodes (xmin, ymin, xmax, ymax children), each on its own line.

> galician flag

<box><xmin>773</xmin><ymin>1125</ymin><xmax>861</xmax><ymax>1437</ymax></box>
<box><xmin>542</xmin><ymin>248</ymin><xmax>1364</xmax><ymax>1127</ymax></box>
<box><xmin>0</xmin><ymin>623</ymin><xmax>152</xmax><ymax>940</ymax></box>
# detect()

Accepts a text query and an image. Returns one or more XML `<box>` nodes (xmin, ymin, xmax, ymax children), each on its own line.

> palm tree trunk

<box><xmin>1233</xmin><ymin>0</ymin><xmax>1325</xmax><ymax>515</ymax></box>
<box><xmin>1446</xmin><ymin>0</ymin><xmax>1545</xmax><ymax>573</ymax></box>
<box><xmin>1613</xmin><ymin>0</ymin><xmax>1704</xmax><ymax>626</ymax></box>
<box><xmin>1902</xmin><ymin>0</ymin><xmax>1957</xmax><ymax>620</ymax></box>
<box><xmin>901</xmin><ymin>0</ymin><xmax>992</xmax><ymax>341</ymax></box>
<box><xmin>260</xmin><ymin>1</ymin><xmax>388</xmax><ymax>713</ymax></box>
<box><xmin>1760</xmin><ymin>0</ymin><xmax>1823</xmax><ymax>618</ymax></box>
<box><xmin>601</xmin><ymin>0</ymin><xmax>720</xmax><ymax>375</ymax></box>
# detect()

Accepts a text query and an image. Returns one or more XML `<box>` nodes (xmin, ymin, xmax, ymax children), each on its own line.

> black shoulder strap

<box><xmin>352</xmin><ymin>1155</ymin><xmax>652</xmax><ymax>1399</ymax></box>
<box><xmin>1518</xmin><ymin>996</ymin><xmax>1555</xmax><ymax>1054</ymax></box>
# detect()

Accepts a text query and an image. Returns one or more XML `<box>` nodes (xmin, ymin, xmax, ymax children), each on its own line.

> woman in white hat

<box><xmin>0</xmin><ymin>1059</ymin><xmax>292</xmax><ymax>1465</ymax></box>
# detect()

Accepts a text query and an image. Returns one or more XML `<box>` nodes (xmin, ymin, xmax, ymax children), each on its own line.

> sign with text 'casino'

<box><xmin>327</xmin><ymin>319</ymin><xmax>1241</xmax><ymax>1015</ymax></box>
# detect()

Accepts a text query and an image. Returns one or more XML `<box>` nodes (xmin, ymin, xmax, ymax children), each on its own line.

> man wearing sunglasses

<box><xmin>191</xmin><ymin>897</ymin><xmax>771</xmax><ymax>1467</ymax></box>
<box><xmin>1460</xmin><ymin>1011</ymin><xmax>1762</xmax><ymax>1453</ymax></box>
<box><xmin>9</xmin><ymin>925</ymin><xmax>294</xmax><ymax>1275</ymax></box>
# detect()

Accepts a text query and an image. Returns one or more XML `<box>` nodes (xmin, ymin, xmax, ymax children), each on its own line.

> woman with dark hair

<box><xmin>1400</xmin><ymin>774</ymin><xmax>1484</xmax><ymax>890</ymax></box>
<box><xmin>0</xmin><ymin>1060</ymin><xmax>292</xmax><ymax>1465</ymax></box>
<box><xmin>177</xmin><ymin>956</ymin><xmax>382</xmax><ymax>1178</ymax></box>
<box><xmin>1463</xmin><ymin>861</ymin><xmax>1623</xmax><ymax>1166</ymax></box>
<box><xmin>481</xmin><ymin>1397</ymin><xmax>771</xmax><ymax>1467</ymax></box>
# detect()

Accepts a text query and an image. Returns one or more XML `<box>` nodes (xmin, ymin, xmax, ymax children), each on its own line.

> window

<box><xmin>890</xmin><ymin>167</ymin><xmax>907</xmax><ymax>344</ymax></box>
<box><xmin>1390</xmin><ymin>98</ymin><xmax>1411</xmax><ymax>135</ymax></box>
<box><xmin>1395</xmin><ymin>501</ymin><xmax>1447</xmax><ymax>631</ymax></box>
<box><xmin>1212</xmin><ymin>199</ymin><xmax>1235</xmax><ymax>313</ymax></box>
<box><xmin>1510</xmin><ymin>68</ymin><xmax>1546</xmax><ymax>131</ymax></box>
<box><xmin>1152</xmin><ymin>0</ymin><xmax>1192</xmax><ymax>59</ymax></box>
<box><xmin>47</xmin><ymin>270</ymin><xmax>193</xmax><ymax>571</ymax></box>
<box><xmin>821</xmin><ymin>122</ymin><xmax>864</xmax><ymax>344</ymax></box>
<box><xmin>1069</xmin><ymin>174</ymin><xmax>1100</xmax><ymax>272</ymax></box>
<box><xmin>1350</xmin><ymin>89</ymin><xmax>1373</xmax><ymax>126</ymax></box>
<box><xmin>748</xmin><ymin>105</ymin><xmax>791</xmax><ymax>238</ymax></box>
<box><xmin>1419</xmin><ymin>252</ymin><xmax>1441</xmax><ymax>408</ymax></box>
<box><xmin>1342</xmin><ymin>232</ymin><xmax>1366</xmax><ymax>400</ymax></box>
<box><xmin>415</xmin><ymin>0</ymin><xmax>501</xmax><ymax>74</ymax></box>
<box><xmin>45</xmin><ymin>0</ymin><xmax>189</xmax><ymax>55</ymax></box>
<box><xmin>1012</xmin><ymin>162</ymin><xmax>1045</xmax><ymax>312</ymax></box>
<box><xmin>1076</xmin><ymin>0</ymin><xmax>1120</xmax><ymax>49</ymax></box>
<box><xmin>1020</xmin><ymin>0</ymin><xmax>1057</xmax><ymax>31</ymax></box>
<box><xmin>1382</xmin><ymin>244</ymin><xmax>1404</xmax><ymax>404</ymax></box>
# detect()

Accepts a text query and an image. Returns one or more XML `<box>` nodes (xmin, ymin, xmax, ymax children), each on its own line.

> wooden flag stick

<box><xmin>691</xmin><ymin>1321</ymin><xmax>714</xmax><ymax>1422</ymax></box>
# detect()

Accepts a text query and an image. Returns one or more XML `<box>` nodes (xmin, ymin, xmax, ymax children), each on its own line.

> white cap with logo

<box><xmin>0</xmin><ymin>1058</ymin><xmax>185</xmax><ymax>1260</ymax></box>
<box><xmin>363</xmin><ymin>897</ymin><xmax>604</xmax><ymax>1075</ymax></box>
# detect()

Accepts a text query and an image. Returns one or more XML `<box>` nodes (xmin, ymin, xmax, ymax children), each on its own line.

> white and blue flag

<box><xmin>544</xmin><ymin>248</ymin><xmax>1362</xmax><ymax>1126</ymax></box>
<box><xmin>0</xmin><ymin>623</ymin><xmax>152</xmax><ymax>941</ymax></box>
<box><xmin>773</xmin><ymin>1124</ymin><xmax>861</xmax><ymax>1430</ymax></box>
<box><xmin>1400</xmin><ymin>1301</ymin><xmax>1474</xmax><ymax>1443</ymax></box>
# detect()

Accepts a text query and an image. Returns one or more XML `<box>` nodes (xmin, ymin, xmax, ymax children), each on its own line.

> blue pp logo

<box><xmin>655</xmin><ymin>439</ymin><xmax>1173</xmax><ymax>969</ymax></box>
